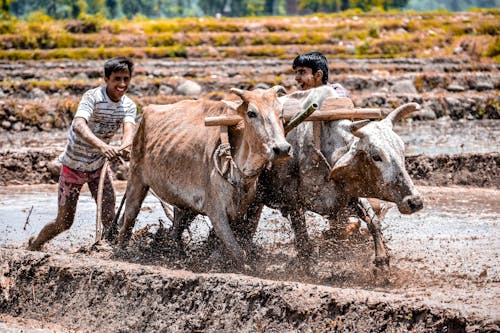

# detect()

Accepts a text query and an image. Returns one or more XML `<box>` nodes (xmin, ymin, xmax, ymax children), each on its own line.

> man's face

<box><xmin>294</xmin><ymin>66</ymin><xmax>323</xmax><ymax>90</ymax></box>
<box><xmin>105</xmin><ymin>69</ymin><xmax>131</xmax><ymax>102</ymax></box>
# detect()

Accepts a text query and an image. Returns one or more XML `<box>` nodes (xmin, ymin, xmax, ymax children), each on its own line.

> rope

<box><xmin>95</xmin><ymin>159</ymin><xmax>109</xmax><ymax>242</ymax></box>
<box><xmin>313</xmin><ymin>147</ymin><xmax>332</xmax><ymax>171</ymax></box>
<box><xmin>213</xmin><ymin>142</ymin><xmax>238</xmax><ymax>185</ymax></box>
<box><xmin>95</xmin><ymin>144</ymin><xmax>131</xmax><ymax>243</ymax></box>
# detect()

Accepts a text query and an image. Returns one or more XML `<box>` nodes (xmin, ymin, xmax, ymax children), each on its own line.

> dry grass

<box><xmin>0</xmin><ymin>10</ymin><xmax>497</xmax><ymax>61</ymax></box>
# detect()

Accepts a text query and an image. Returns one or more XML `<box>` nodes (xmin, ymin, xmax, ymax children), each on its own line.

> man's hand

<box><xmin>119</xmin><ymin>145</ymin><xmax>131</xmax><ymax>160</ymax></box>
<box><xmin>99</xmin><ymin>144</ymin><xmax>121</xmax><ymax>160</ymax></box>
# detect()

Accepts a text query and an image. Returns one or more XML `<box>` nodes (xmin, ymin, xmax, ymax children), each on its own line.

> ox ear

<box><xmin>327</xmin><ymin>142</ymin><xmax>358</xmax><ymax>180</ymax></box>
<box><xmin>349</xmin><ymin>119</ymin><xmax>370</xmax><ymax>138</ymax></box>
<box><xmin>221</xmin><ymin>99</ymin><xmax>243</xmax><ymax>111</ymax></box>
<box><xmin>272</xmin><ymin>85</ymin><xmax>287</xmax><ymax>97</ymax></box>
<box><xmin>384</xmin><ymin>102</ymin><xmax>420</xmax><ymax>126</ymax></box>
<box><xmin>230</xmin><ymin>88</ymin><xmax>246</xmax><ymax>100</ymax></box>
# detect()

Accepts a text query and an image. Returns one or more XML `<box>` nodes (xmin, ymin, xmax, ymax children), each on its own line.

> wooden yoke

<box><xmin>205</xmin><ymin>97</ymin><xmax>381</xmax><ymax>168</ymax></box>
<box><xmin>204</xmin><ymin>97</ymin><xmax>381</xmax><ymax>126</ymax></box>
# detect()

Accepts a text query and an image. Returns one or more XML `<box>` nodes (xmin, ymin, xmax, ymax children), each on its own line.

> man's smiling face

<box><xmin>105</xmin><ymin>69</ymin><xmax>131</xmax><ymax>102</ymax></box>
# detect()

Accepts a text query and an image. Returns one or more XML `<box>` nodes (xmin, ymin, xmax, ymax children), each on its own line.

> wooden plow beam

<box><xmin>204</xmin><ymin>97</ymin><xmax>382</xmax><ymax>127</ymax></box>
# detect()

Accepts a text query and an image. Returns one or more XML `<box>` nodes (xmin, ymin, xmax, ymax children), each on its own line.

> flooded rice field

<box><xmin>0</xmin><ymin>182</ymin><xmax>500</xmax><ymax>332</ymax></box>
<box><xmin>1</xmin><ymin>184</ymin><xmax>499</xmax><ymax>276</ymax></box>
<box><xmin>0</xmin><ymin>114</ymin><xmax>498</xmax><ymax>331</ymax></box>
<box><xmin>1</xmin><ymin>183</ymin><xmax>499</xmax><ymax>320</ymax></box>
<box><xmin>396</xmin><ymin>119</ymin><xmax>500</xmax><ymax>156</ymax></box>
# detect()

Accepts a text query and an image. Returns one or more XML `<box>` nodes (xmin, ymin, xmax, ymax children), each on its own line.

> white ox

<box><xmin>235</xmin><ymin>85</ymin><xmax>424</xmax><ymax>265</ymax></box>
<box><xmin>117</xmin><ymin>86</ymin><xmax>292</xmax><ymax>268</ymax></box>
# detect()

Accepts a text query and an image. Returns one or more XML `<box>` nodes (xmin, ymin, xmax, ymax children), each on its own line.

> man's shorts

<box><xmin>58</xmin><ymin>165</ymin><xmax>104</xmax><ymax>206</ymax></box>
<box><xmin>61</xmin><ymin>165</ymin><xmax>103</xmax><ymax>185</ymax></box>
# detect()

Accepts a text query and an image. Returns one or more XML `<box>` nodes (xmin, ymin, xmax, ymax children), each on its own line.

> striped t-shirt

<box><xmin>59</xmin><ymin>86</ymin><xmax>137</xmax><ymax>172</ymax></box>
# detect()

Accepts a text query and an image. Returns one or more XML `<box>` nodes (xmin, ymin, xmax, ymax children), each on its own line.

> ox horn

<box><xmin>349</xmin><ymin>119</ymin><xmax>371</xmax><ymax>134</ymax></box>
<box><xmin>272</xmin><ymin>85</ymin><xmax>287</xmax><ymax>97</ymax></box>
<box><xmin>385</xmin><ymin>102</ymin><xmax>421</xmax><ymax>125</ymax></box>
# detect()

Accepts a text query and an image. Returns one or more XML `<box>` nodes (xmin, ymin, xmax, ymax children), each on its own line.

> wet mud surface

<box><xmin>0</xmin><ymin>123</ymin><xmax>499</xmax><ymax>332</ymax></box>
<box><xmin>0</xmin><ymin>185</ymin><xmax>499</xmax><ymax>332</ymax></box>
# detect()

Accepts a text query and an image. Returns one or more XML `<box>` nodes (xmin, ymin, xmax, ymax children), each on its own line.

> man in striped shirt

<box><xmin>28</xmin><ymin>57</ymin><xmax>137</xmax><ymax>251</ymax></box>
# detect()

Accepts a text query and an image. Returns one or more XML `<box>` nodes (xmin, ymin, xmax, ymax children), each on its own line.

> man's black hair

<box><xmin>104</xmin><ymin>57</ymin><xmax>134</xmax><ymax>78</ymax></box>
<box><xmin>292</xmin><ymin>51</ymin><xmax>329</xmax><ymax>85</ymax></box>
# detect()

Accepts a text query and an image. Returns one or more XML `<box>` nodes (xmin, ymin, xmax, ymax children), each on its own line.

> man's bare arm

<box><xmin>73</xmin><ymin>117</ymin><xmax>120</xmax><ymax>160</ymax></box>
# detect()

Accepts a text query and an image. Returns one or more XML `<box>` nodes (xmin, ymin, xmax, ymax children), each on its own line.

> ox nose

<box><xmin>272</xmin><ymin>143</ymin><xmax>293</xmax><ymax>160</ymax></box>
<box><xmin>401</xmin><ymin>195</ymin><xmax>424</xmax><ymax>214</ymax></box>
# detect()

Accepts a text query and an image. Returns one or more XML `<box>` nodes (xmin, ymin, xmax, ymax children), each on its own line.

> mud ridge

<box><xmin>0</xmin><ymin>249</ymin><xmax>497</xmax><ymax>333</ymax></box>
<box><xmin>0</xmin><ymin>149</ymin><xmax>498</xmax><ymax>188</ymax></box>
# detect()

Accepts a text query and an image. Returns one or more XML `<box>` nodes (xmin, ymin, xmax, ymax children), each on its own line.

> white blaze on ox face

<box><xmin>243</xmin><ymin>95</ymin><xmax>292</xmax><ymax>161</ymax></box>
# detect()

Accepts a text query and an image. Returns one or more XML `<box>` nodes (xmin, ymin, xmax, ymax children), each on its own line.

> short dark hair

<box><xmin>292</xmin><ymin>51</ymin><xmax>329</xmax><ymax>85</ymax></box>
<box><xmin>104</xmin><ymin>57</ymin><xmax>134</xmax><ymax>78</ymax></box>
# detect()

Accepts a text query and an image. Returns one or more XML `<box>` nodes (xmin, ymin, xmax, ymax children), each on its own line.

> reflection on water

<box><xmin>395</xmin><ymin>119</ymin><xmax>500</xmax><ymax>156</ymax></box>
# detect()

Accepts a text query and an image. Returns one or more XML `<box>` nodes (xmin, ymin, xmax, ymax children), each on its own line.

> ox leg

<box><xmin>234</xmin><ymin>201</ymin><xmax>264</xmax><ymax>249</ymax></box>
<box><xmin>209</xmin><ymin>211</ymin><xmax>247</xmax><ymax>269</ymax></box>
<box><xmin>117</xmin><ymin>182</ymin><xmax>149</xmax><ymax>246</ymax></box>
<box><xmin>287</xmin><ymin>208</ymin><xmax>313</xmax><ymax>261</ymax></box>
<box><xmin>170</xmin><ymin>207</ymin><xmax>197</xmax><ymax>255</ymax></box>
<box><xmin>356</xmin><ymin>198</ymin><xmax>390</xmax><ymax>268</ymax></box>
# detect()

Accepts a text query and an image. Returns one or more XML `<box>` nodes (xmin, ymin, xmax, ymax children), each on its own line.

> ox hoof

<box><xmin>26</xmin><ymin>236</ymin><xmax>37</xmax><ymax>251</ymax></box>
<box><xmin>373</xmin><ymin>256</ymin><xmax>390</xmax><ymax>268</ymax></box>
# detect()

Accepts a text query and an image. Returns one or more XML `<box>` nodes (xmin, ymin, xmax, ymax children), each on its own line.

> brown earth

<box><xmin>0</xmin><ymin>177</ymin><xmax>498</xmax><ymax>332</ymax></box>
<box><xmin>0</xmin><ymin>231</ymin><xmax>498</xmax><ymax>333</ymax></box>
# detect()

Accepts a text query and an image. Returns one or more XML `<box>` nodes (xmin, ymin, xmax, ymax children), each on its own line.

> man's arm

<box><xmin>73</xmin><ymin>117</ymin><xmax>120</xmax><ymax>160</ymax></box>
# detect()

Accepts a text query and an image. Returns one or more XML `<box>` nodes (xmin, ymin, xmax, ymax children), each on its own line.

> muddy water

<box><xmin>395</xmin><ymin>119</ymin><xmax>500</xmax><ymax>156</ymax></box>
<box><xmin>1</xmin><ymin>184</ymin><xmax>498</xmax><ymax>281</ymax></box>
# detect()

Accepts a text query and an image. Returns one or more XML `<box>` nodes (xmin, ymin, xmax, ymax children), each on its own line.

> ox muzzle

<box><xmin>269</xmin><ymin>142</ymin><xmax>293</xmax><ymax>161</ymax></box>
<box><xmin>398</xmin><ymin>195</ymin><xmax>424</xmax><ymax>214</ymax></box>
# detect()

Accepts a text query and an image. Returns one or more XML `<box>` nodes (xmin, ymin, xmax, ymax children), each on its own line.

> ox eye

<box><xmin>372</xmin><ymin>154</ymin><xmax>382</xmax><ymax>162</ymax></box>
<box><xmin>247</xmin><ymin>110</ymin><xmax>258</xmax><ymax>118</ymax></box>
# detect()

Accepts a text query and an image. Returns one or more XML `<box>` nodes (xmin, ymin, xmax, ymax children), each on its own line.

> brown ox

<box><xmin>117</xmin><ymin>86</ymin><xmax>292</xmax><ymax>268</ymax></box>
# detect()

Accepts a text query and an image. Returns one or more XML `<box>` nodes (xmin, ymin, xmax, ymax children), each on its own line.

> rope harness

<box><xmin>95</xmin><ymin>145</ymin><xmax>130</xmax><ymax>242</ymax></box>
<box><xmin>213</xmin><ymin>142</ymin><xmax>238</xmax><ymax>186</ymax></box>
<box><xmin>213</xmin><ymin>125</ymin><xmax>244</xmax><ymax>187</ymax></box>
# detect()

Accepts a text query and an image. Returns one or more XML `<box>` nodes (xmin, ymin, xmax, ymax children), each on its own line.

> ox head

<box><xmin>327</xmin><ymin>103</ymin><xmax>423</xmax><ymax>214</ymax></box>
<box><xmin>228</xmin><ymin>85</ymin><xmax>292</xmax><ymax>162</ymax></box>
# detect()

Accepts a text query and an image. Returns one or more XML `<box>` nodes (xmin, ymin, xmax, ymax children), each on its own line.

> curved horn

<box><xmin>385</xmin><ymin>102</ymin><xmax>420</xmax><ymax>125</ymax></box>
<box><xmin>272</xmin><ymin>85</ymin><xmax>287</xmax><ymax>97</ymax></box>
<box><xmin>350</xmin><ymin>119</ymin><xmax>371</xmax><ymax>132</ymax></box>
